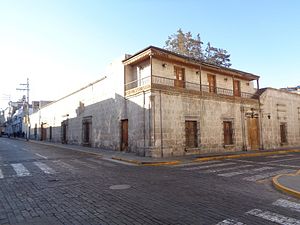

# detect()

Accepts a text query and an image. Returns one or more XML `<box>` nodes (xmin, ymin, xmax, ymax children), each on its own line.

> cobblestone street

<box><xmin>0</xmin><ymin>138</ymin><xmax>300</xmax><ymax>225</ymax></box>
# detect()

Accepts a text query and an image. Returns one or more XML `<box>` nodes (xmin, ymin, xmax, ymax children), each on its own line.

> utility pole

<box><xmin>16</xmin><ymin>78</ymin><xmax>29</xmax><ymax>104</ymax></box>
<box><xmin>16</xmin><ymin>78</ymin><xmax>30</xmax><ymax>140</ymax></box>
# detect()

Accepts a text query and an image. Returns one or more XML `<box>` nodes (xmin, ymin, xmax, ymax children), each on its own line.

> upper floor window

<box><xmin>233</xmin><ymin>80</ymin><xmax>241</xmax><ymax>97</ymax></box>
<box><xmin>174</xmin><ymin>66</ymin><xmax>185</xmax><ymax>88</ymax></box>
<box><xmin>207</xmin><ymin>74</ymin><xmax>216</xmax><ymax>93</ymax></box>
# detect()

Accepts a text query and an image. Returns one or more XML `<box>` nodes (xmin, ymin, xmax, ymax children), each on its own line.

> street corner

<box><xmin>110</xmin><ymin>156</ymin><xmax>181</xmax><ymax>166</ymax></box>
<box><xmin>272</xmin><ymin>169</ymin><xmax>300</xmax><ymax>199</ymax></box>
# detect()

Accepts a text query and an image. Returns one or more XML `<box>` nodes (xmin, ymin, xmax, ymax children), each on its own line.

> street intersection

<box><xmin>0</xmin><ymin>138</ymin><xmax>299</xmax><ymax>225</ymax></box>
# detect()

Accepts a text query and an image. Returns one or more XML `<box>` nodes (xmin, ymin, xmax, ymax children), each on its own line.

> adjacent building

<box><xmin>280</xmin><ymin>85</ymin><xmax>300</xmax><ymax>95</ymax></box>
<box><xmin>27</xmin><ymin>46</ymin><xmax>300</xmax><ymax>157</ymax></box>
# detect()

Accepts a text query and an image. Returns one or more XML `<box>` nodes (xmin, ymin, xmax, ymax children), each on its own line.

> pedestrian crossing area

<box><xmin>215</xmin><ymin>198</ymin><xmax>300</xmax><ymax>225</ymax></box>
<box><xmin>0</xmin><ymin>157</ymin><xmax>117</xmax><ymax>179</ymax></box>
<box><xmin>180</xmin><ymin>160</ymin><xmax>297</xmax><ymax>182</ymax></box>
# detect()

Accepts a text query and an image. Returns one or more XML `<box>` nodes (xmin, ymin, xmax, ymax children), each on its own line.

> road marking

<box><xmin>216</xmin><ymin>218</ymin><xmax>246</xmax><ymax>225</ymax></box>
<box><xmin>72</xmin><ymin>159</ymin><xmax>97</xmax><ymax>169</ymax></box>
<box><xmin>173</xmin><ymin>160</ymin><xmax>222</xmax><ymax>167</ymax></box>
<box><xmin>35</xmin><ymin>153</ymin><xmax>48</xmax><ymax>159</ymax></box>
<box><xmin>202</xmin><ymin>165</ymin><xmax>253</xmax><ymax>174</ymax></box>
<box><xmin>272</xmin><ymin>199</ymin><xmax>300</xmax><ymax>213</ymax></box>
<box><xmin>266</xmin><ymin>157</ymin><xmax>300</xmax><ymax>163</ymax></box>
<box><xmin>230</xmin><ymin>159</ymin><xmax>300</xmax><ymax>169</ymax></box>
<box><xmin>182</xmin><ymin>162</ymin><xmax>236</xmax><ymax>171</ymax></box>
<box><xmin>53</xmin><ymin>160</ymin><xmax>76</xmax><ymax>171</ymax></box>
<box><xmin>34</xmin><ymin>162</ymin><xmax>55</xmax><ymax>174</ymax></box>
<box><xmin>11</xmin><ymin>163</ymin><xmax>31</xmax><ymax>177</ymax></box>
<box><xmin>218</xmin><ymin>167</ymin><xmax>273</xmax><ymax>177</ymax></box>
<box><xmin>86</xmin><ymin>158</ymin><xmax>116</xmax><ymax>167</ymax></box>
<box><xmin>267</xmin><ymin>154</ymin><xmax>294</xmax><ymax>159</ymax></box>
<box><xmin>0</xmin><ymin>169</ymin><xmax>3</xmax><ymax>179</ymax></box>
<box><xmin>103</xmin><ymin>157</ymin><xmax>137</xmax><ymax>166</ymax></box>
<box><xmin>246</xmin><ymin>208</ymin><xmax>300</xmax><ymax>225</ymax></box>
<box><xmin>243</xmin><ymin>169</ymin><xmax>296</xmax><ymax>182</ymax></box>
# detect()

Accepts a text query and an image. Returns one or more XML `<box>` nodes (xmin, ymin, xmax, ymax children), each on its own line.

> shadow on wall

<box><xmin>29</xmin><ymin>93</ymin><xmax>150</xmax><ymax>154</ymax></box>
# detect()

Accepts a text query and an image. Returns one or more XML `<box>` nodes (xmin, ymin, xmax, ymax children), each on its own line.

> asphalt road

<box><xmin>0</xmin><ymin>137</ymin><xmax>300</xmax><ymax>225</ymax></box>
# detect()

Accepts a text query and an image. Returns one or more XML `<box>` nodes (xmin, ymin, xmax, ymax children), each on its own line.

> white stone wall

<box><xmin>149</xmin><ymin>90</ymin><xmax>259</xmax><ymax>157</ymax></box>
<box><xmin>260</xmin><ymin>88</ymin><xmax>300</xmax><ymax>149</ymax></box>
<box><xmin>28</xmin><ymin>56</ymin><xmax>129</xmax><ymax>150</ymax></box>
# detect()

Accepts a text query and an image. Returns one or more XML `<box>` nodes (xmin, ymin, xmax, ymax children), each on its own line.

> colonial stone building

<box><xmin>27</xmin><ymin>46</ymin><xmax>300</xmax><ymax>157</ymax></box>
<box><xmin>259</xmin><ymin>88</ymin><xmax>300</xmax><ymax>149</ymax></box>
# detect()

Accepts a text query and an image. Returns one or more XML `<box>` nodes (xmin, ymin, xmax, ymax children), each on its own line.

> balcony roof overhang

<box><xmin>123</xmin><ymin>46</ymin><xmax>260</xmax><ymax>81</ymax></box>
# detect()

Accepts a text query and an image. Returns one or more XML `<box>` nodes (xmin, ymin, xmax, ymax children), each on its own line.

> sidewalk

<box><xmin>13</xmin><ymin>138</ymin><xmax>300</xmax><ymax>166</ymax></box>
<box><xmin>273</xmin><ymin>170</ymin><xmax>300</xmax><ymax>199</ymax></box>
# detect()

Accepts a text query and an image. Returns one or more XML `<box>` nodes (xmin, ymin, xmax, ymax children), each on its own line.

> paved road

<box><xmin>0</xmin><ymin>137</ymin><xmax>300</xmax><ymax>225</ymax></box>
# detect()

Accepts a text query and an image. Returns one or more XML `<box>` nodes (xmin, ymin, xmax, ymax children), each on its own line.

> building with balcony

<box><xmin>123</xmin><ymin>46</ymin><xmax>261</xmax><ymax>157</ymax></box>
<box><xmin>27</xmin><ymin>46</ymin><xmax>300</xmax><ymax>157</ymax></box>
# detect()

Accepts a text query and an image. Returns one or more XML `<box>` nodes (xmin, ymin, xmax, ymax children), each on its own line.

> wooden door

<box><xmin>185</xmin><ymin>121</ymin><xmax>198</xmax><ymax>148</ymax></box>
<box><xmin>247</xmin><ymin>117</ymin><xmax>260</xmax><ymax>150</ymax></box>
<box><xmin>207</xmin><ymin>74</ymin><xmax>216</xmax><ymax>93</ymax></box>
<box><xmin>233</xmin><ymin>80</ymin><xmax>241</xmax><ymax>97</ymax></box>
<box><xmin>82</xmin><ymin>117</ymin><xmax>92</xmax><ymax>146</ymax></box>
<box><xmin>61</xmin><ymin>121</ymin><xmax>68</xmax><ymax>144</ymax></box>
<box><xmin>280</xmin><ymin>123</ymin><xmax>287</xmax><ymax>144</ymax></box>
<box><xmin>41</xmin><ymin>124</ymin><xmax>47</xmax><ymax>141</ymax></box>
<box><xmin>121</xmin><ymin>119</ymin><xmax>128</xmax><ymax>151</ymax></box>
<box><xmin>174</xmin><ymin>67</ymin><xmax>185</xmax><ymax>88</ymax></box>
<box><xmin>223</xmin><ymin>121</ymin><xmax>233</xmax><ymax>145</ymax></box>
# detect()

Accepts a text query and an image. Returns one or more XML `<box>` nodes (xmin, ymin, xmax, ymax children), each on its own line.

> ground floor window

<box><xmin>223</xmin><ymin>121</ymin><xmax>233</xmax><ymax>145</ymax></box>
<box><xmin>280</xmin><ymin>123</ymin><xmax>287</xmax><ymax>144</ymax></box>
<box><xmin>185</xmin><ymin>120</ymin><xmax>198</xmax><ymax>148</ymax></box>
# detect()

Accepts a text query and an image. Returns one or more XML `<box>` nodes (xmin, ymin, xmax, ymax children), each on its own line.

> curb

<box><xmin>194</xmin><ymin>149</ymin><xmax>300</xmax><ymax>162</ymax></box>
<box><xmin>28</xmin><ymin>140</ymin><xmax>104</xmax><ymax>158</ymax></box>
<box><xmin>272</xmin><ymin>170</ymin><xmax>300</xmax><ymax>199</ymax></box>
<box><xmin>111</xmin><ymin>157</ymin><xmax>180</xmax><ymax>166</ymax></box>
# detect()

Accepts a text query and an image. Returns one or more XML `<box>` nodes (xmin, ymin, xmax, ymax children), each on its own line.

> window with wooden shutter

<box><xmin>223</xmin><ymin>121</ymin><xmax>233</xmax><ymax>145</ymax></box>
<box><xmin>233</xmin><ymin>80</ymin><xmax>241</xmax><ymax>97</ymax></box>
<box><xmin>207</xmin><ymin>74</ymin><xmax>216</xmax><ymax>93</ymax></box>
<box><xmin>185</xmin><ymin>121</ymin><xmax>198</xmax><ymax>148</ymax></box>
<box><xmin>174</xmin><ymin>66</ymin><xmax>185</xmax><ymax>88</ymax></box>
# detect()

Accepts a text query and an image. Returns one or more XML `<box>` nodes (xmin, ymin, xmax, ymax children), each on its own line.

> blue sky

<box><xmin>0</xmin><ymin>0</ymin><xmax>299</xmax><ymax>109</ymax></box>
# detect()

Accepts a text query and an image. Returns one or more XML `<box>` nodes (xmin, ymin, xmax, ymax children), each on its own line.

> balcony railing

<box><xmin>125</xmin><ymin>75</ymin><xmax>258</xmax><ymax>99</ymax></box>
<box><xmin>125</xmin><ymin>76</ymin><xmax>151</xmax><ymax>91</ymax></box>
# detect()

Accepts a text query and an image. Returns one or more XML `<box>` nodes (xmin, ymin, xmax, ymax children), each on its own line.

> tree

<box><xmin>164</xmin><ymin>29</ymin><xmax>231</xmax><ymax>68</ymax></box>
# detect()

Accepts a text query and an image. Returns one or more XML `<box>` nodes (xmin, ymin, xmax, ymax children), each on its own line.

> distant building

<box><xmin>280</xmin><ymin>85</ymin><xmax>300</xmax><ymax>94</ymax></box>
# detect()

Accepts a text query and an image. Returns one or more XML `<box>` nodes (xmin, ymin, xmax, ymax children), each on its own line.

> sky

<box><xmin>0</xmin><ymin>0</ymin><xmax>300</xmax><ymax>110</ymax></box>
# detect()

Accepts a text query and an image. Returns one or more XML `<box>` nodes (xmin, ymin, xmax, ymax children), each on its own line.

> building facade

<box><xmin>27</xmin><ymin>46</ymin><xmax>300</xmax><ymax>157</ymax></box>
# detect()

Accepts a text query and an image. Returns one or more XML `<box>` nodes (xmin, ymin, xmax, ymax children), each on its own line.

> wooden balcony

<box><xmin>125</xmin><ymin>75</ymin><xmax>258</xmax><ymax>99</ymax></box>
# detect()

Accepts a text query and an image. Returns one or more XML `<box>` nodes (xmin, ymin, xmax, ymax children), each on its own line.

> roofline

<box><xmin>259</xmin><ymin>87</ymin><xmax>300</xmax><ymax>97</ymax></box>
<box><xmin>34</xmin><ymin>76</ymin><xmax>107</xmax><ymax>111</ymax></box>
<box><xmin>123</xmin><ymin>45</ymin><xmax>260</xmax><ymax>80</ymax></box>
